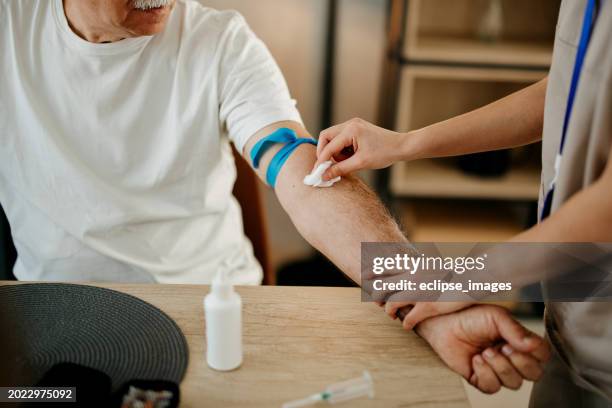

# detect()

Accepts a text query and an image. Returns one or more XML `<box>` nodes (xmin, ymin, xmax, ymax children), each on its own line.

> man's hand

<box><xmin>416</xmin><ymin>305</ymin><xmax>550</xmax><ymax>394</ymax></box>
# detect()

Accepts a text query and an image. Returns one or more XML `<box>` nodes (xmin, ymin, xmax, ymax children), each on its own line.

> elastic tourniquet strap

<box><xmin>250</xmin><ymin>128</ymin><xmax>317</xmax><ymax>188</ymax></box>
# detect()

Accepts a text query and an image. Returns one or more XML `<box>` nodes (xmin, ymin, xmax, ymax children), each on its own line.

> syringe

<box><xmin>282</xmin><ymin>371</ymin><xmax>374</xmax><ymax>408</ymax></box>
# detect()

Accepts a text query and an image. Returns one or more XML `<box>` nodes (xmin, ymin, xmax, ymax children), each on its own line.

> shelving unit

<box><xmin>391</xmin><ymin>158</ymin><xmax>540</xmax><ymax>201</ymax></box>
<box><xmin>403</xmin><ymin>0</ymin><xmax>558</xmax><ymax>67</ymax></box>
<box><xmin>377</xmin><ymin>0</ymin><xmax>560</xmax><ymax>240</ymax></box>
<box><xmin>395</xmin><ymin>65</ymin><xmax>547</xmax><ymax>133</ymax></box>
<box><xmin>373</xmin><ymin>0</ymin><xmax>562</xmax><ymax>273</ymax></box>
<box><xmin>400</xmin><ymin>200</ymin><xmax>527</xmax><ymax>242</ymax></box>
<box><xmin>406</xmin><ymin>36</ymin><xmax>553</xmax><ymax>67</ymax></box>
<box><xmin>391</xmin><ymin>65</ymin><xmax>547</xmax><ymax>202</ymax></box>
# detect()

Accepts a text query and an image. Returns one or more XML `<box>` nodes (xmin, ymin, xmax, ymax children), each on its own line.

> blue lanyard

<box><xmin>541</xmin><ymin>0</ymin><xmax>600</xmax><ymax>221</ymax></box>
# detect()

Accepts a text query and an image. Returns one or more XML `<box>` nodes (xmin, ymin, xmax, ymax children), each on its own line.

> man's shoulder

<box><xmin>1</xmin><ymin>0</ymin><xmax>22</xmax><ymax>16</ymax></box>
<box><xmin>1</xmin><ymin>0</ymin><xmax>50</xmax><ymax>37</ymax></box>
<box><xmin>1</xmin><ymin>0</ymin><xmax>50</xmax><ymax>22</ymax></box>
<box><xmin>177</xmin><ymin>0</ymin><xmax>247</xmax><ymax>36</ymax></box>
<box><xmin>1</xmin><ymin>0</ymin><xmax>35</xmax><ymax>12</ymax></box>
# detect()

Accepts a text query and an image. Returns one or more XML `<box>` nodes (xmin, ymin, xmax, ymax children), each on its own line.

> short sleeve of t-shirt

<box><xmin>218</xmin><ymin>13</ymin><xmax>303</xmax><ymax>154</ymax></box>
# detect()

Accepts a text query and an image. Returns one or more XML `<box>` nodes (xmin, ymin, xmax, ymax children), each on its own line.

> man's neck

<box><xmin>63</xmin><ymin>0</ymin><xmax>126</xmax><ymax>43</ymax></box>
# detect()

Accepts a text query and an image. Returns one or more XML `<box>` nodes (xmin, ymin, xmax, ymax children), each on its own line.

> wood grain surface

<box><xmin>2</xmin><ymin>282</ymin><xmax>469</xmax><ymax>407</ymax></box>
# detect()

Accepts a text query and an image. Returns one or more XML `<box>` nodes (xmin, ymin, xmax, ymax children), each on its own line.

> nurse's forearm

<box><xmin>496</xmin><ymin>156</ymin><xmax>612</xmax><ymax>287</ymax></box>
<box><xmin>402</xmin><ymin>78</ymin><xmax>548</xmax><ymax>161</ymax></box>
<box><xmin>513</xmin><ymin>176</ymin><xmax>612</xmax><ymax>244</ymax></box>
<box><xmin>244</xmin><ymin>122</ymin><xmax>407</xmax><ymax>284</ymax></box>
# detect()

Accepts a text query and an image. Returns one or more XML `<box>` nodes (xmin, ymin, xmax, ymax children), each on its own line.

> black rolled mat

<box><xmin>0</xmin><ymin>283</ymin><xmax>189</xmax><ymax>391</ymax></box>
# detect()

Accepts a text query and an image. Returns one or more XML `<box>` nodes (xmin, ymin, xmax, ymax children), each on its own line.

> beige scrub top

<box><xmin>540</xmin><ymin>0</ymin><xmax>612</xmax><ymax>400</ymax></box>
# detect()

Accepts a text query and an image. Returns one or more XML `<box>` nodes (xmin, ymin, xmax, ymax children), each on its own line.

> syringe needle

<box><xmin>282</xmin><ymin>393</ymin><xmax>323</xmax><ymax>408</ymax></box>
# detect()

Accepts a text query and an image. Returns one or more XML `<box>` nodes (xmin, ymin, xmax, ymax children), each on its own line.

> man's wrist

<box><xmin>414</xmin><ymin>316</ymin><xmax>436</xmax><ymax>343</ymax></box>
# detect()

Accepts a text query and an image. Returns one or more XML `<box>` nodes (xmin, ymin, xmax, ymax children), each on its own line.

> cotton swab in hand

<box><xmin>304</xmin><ymin>161</ymin><xmax>341</xmax><ymax>188</ymax></box>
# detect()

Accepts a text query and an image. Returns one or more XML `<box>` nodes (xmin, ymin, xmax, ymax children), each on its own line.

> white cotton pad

<box><xmin>304</xmin><ymin>161</ymin><xmax>341</xmax><ymax>188</ymax></box>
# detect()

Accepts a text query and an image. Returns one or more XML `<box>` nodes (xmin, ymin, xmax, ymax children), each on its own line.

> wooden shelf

<box><xmin>406</xmin><ymin>36</ymin><xmax>553</xmax><ymax>67</ymax></box>
<box><xmin>400</xmin><ymin>200</ymin><xmax>526</xmax><ymax>242</ymax></box>
<box><xmin>403</xmin><ymin>0</ymin><xmax>560</xmax><ymax>68</ymax></box>
<box><xmin>395</xmin><ymin>66</ymin><xmax>547</xmax><ymax>132</ymax></box>
<box><xmin>377</xmin><ymin>0</ymin><xmax>557</xmax><ymax>210</ymax></box>
<box><xmin>390</xmin><ymin>158</ymin><xmax>541</xmax><ymax>201</ymax></box>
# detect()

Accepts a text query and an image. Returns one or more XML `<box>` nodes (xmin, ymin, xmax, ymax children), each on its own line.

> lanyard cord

<box><xmin>541</xmin><ymin>0</ymin><xmax>600</xmax><ymax>221</ymax></box>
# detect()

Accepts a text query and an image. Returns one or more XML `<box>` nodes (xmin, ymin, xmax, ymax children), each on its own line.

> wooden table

<box><xmin>3</xmin><ymin>283</ymin><xmax>469</xmax><ymax>407</ymax></box>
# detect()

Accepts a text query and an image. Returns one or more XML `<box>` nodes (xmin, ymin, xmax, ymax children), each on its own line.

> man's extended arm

<box><xmin>241</xmin><ymin>122</ymin><xmax>550</xmax><ymax>394</ymax></box>
<box><xmin>242</xmin><ymin>121</ymin><xmax>406</xmax><ymax>284</ymax></box>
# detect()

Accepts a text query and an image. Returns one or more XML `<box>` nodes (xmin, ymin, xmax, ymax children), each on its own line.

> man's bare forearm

<box><xmin>244</xmin><ymin>122</ymin><xmax>407</xmax><ymax>283</ymax></box>
<box><xmin>276</xmin><ymin>149</ymin><xmax>406</xmax><ymax>283</ymax></box>
<box><xmin>403</xmin><ymin>77</ymin><xmax>548</xmax><ymax>161</ymax></box>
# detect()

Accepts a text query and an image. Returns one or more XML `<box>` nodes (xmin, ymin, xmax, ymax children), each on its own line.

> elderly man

<box><xmin>0</xmin><ymin>0</ymin><xmax>549</xmax><ymax>395</ymax></box>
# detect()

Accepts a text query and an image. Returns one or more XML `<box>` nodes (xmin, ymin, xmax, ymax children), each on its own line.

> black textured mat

<box><xmin>0</xmin><ymin>283</ymin><xmax>188</xmax><ymax>391</ymax></box>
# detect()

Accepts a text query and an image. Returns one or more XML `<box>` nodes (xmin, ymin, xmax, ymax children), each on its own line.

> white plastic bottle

<box><xmin>204</xmin><ymin>269</ymin><xmax>243</xmax><ymax>371</ymax></box>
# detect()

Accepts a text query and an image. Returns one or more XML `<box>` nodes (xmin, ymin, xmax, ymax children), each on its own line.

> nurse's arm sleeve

<box><xmin>242</xmin><ymin>121</ymin><xmax>408</xmax><ymax>285</ymax></box>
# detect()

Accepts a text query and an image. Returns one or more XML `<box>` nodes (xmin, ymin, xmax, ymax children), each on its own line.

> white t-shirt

<box><xmin>0</xmin><ymin>0</ymin><xmax>302</xmax><ymax>284</ymax></box>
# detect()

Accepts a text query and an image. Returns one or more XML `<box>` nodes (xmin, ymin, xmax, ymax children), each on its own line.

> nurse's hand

<box><xmin>383</xmin><ymin>300</ymin><xmax>474</xmax><ymax>330</ymax></box>
<box><xmin>315</xmin><ymin>118</ymin><xmax>413</xmax><ymax>181</ymax></box>
<box><xmin>416</xmin><ymin>305</ymin><xmax>550</xmax><ymax>394</ymax></box>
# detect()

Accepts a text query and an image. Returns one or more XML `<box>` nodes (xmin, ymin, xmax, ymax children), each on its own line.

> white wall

<box><xmin>335</xmin><ymin>0</ymin><xmax>386</xmax><ymax>124</ymax></box>
<box><xmin>199</xmin><ymin>0</ymin><xmax>328</xmax><ymax>132</ymax></box>
<box><xmin>200</xmin><ymin>0</ymin><xmax>386</xmax><ymax>129</ymax></box>
<box><xmin>198</xmin><ymin>0</ymin><xmax>387</xmax><ymax>269</ymax></box>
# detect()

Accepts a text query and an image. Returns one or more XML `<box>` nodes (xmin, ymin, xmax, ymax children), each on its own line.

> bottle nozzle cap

<box><xmin>212</xmin><ymin>268</ymin><xmax>234</xmax><ymax>297</ymax></box>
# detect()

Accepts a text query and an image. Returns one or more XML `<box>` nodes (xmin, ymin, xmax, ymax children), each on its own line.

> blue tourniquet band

<box><xmin>250</xmin><ymin>128</ymin><xmax>317</xmax><ymax>188</ymax></box>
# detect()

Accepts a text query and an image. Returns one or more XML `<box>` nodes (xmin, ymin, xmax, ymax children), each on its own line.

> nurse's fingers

<box><xmin>501</xmin><ymin>344</ymin><xmax>544</xmax><ymax>382</ymax></box>
<box><xmin>317</xmin><ymin>123</ymin><xmax>346</xmax><ymax>157</ymax></box>
<box><xmin>470</xmin><ymin>355</ymin><xmax>501</xmax><ymax>394</ymax></box>
<box><xmin>384</xmin><ymin>301</ymin><xmax>414</xmax><ymax>320</ymax></box>
<box><xmin>316</xmin><ymin>129</ymin><xmax>354</xmax><ymax>168</ymax></box>
<box><xmin>482</xmin><ymin>347</ymin><xmax>523</xmax><ymax>390</ymax></box>
<box><xmin>323</xmin><ymin>156</ymin><xmax>365</xmax><ymax>181</ymax></box>
<box><xmin>401</xmin><ymin>303</ymin><xmax>432</xmax><ymax>331</ymax></box>
<box><xmin>401</xmin><ymin>302</ymin><xmax>473</xmax><ymax>331</ymax></box>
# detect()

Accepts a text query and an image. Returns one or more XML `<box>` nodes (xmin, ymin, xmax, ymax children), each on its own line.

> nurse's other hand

<box><xmin>416</xmin><ymin>305</ymin><xmax>550</xmax><ymax>394</ymax></box>
<box><xmin>384</xmin><ymin>301</ymin><xmax>474</xmax><ymax>330</ymax></box>
<box><xmin>315</xmin><ymin>118</ymin><xmax>410</xmax><ymax>181</ymax></box>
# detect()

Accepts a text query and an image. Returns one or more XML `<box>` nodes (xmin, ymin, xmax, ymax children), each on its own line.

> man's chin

<box><xmin>127</xmin><ymin>6</ymin><xmax>173</xmax><ymax>35</ymax></box>
<box><xmin>131</xmin><ymin>23</ymin><xmax>167</xmax><ymax>36</ymax></box>
<box><xmin>124</xmin><ymin>17</ymin><xmax>169</xmax><ymax>36</ymax></box>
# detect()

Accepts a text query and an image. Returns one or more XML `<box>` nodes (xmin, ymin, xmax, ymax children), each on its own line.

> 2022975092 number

<box><xmin>0</xmin><ymin>387</ymin><xmax>76</xmax><ymax>402</ymax></box>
